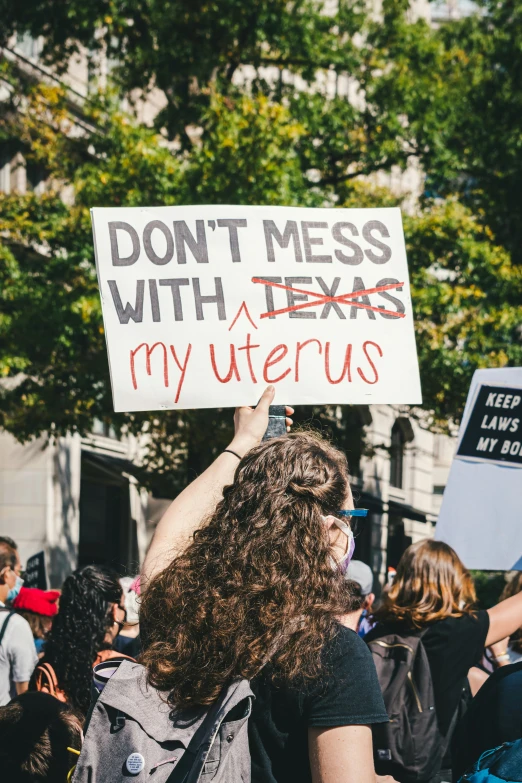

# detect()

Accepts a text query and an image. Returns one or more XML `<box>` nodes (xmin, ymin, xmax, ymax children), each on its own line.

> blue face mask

<box><xmin>7</xmin><ymin>575</ymin><xmax>24</xmax><ymax>604</ymax></box>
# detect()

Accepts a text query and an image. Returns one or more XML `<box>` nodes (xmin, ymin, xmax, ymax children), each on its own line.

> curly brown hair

<box><xmin>140</xmin><ymin>432</ymin><xmax>354</xmax><ymax>709</ymax></box>
<box><xmin>375</xmin><ymin>539</ymin><xmax>477</xmax><ymax>629</ymax></box>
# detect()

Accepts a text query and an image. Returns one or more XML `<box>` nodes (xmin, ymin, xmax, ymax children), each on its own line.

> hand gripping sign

<box><xmin>90</xmin><ymin>205</ymin><xmax>422</xmax><ymax>412</ymax></box>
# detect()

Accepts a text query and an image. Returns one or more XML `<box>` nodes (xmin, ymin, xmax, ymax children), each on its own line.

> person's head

<box><xmin>500</xmin><ymin>572</ymin><xmax>522</xmax><ymax>603</ymax></box>
<box><xmin>339</xmin><ymin>561</ymin><xmax>375</xmax><ymax>630</ymax></box>
<box><xmin>0</xmin><ymin>692</ymin><xmax>82</xmax><ymax>782</ymax></box>
<box><xmin>0</xmin><ymin>540</ymin><xmax>19</xmax><ymax>605</ymax></box>
<box><xmin>375</xmin><ymin>539</ymin><xmax>476</xmax><ymax>629</ymax></box>
<box><xmin>0</xmin><ymin>536</ymin><xmax>22</xmax><ymax>576</ymax></box>
<box><xmin>141</xmin><ymin>432</ymin><xmax>358</xmax><ymax>709</ymax></box>
<box><xmin>13</xmin><ymin>588</ymin><xmax>60</xmax><ymax>641</ymax></box>
<box><xmin>44</xmin><ymin>564</ymin><xmax>124</xmax><ymax>715</ymax></box>
<box><xmin>346</xmin><ymin>560</ymin><xmax>375</xmax><ymax>609</ymax></box>
<box><xmin>500</xmin><ymin>572</ymin><xmax>522</xmax><ymax>652</ymax></box>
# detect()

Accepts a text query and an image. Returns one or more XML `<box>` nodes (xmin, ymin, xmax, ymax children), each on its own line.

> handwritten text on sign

<box><xmin>90</xmin><ymin>206</ymin><xmax>422</xmax><ymax>411</ymax></box>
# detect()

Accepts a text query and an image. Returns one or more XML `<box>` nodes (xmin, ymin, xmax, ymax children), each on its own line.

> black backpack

<box><xmin>367</xmin><ymin>630</ymin><xmax>452</xmax><ymax>783</ymax></box>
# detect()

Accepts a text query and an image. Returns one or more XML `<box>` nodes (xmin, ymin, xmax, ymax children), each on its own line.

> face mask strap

<box><xmin>331</xmin><ymin>517</ymin><xmax>353</xmax><ymax>538</ymax></box>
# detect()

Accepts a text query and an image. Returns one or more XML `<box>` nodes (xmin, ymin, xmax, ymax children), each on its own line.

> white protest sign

<box><xmin>90</xmin><ymin>205</ymin><xmax>422</xmax><ymax>411</ymax></box>
<box><xmin>436</xmin><ymin>367</ymin><xmax>522</xmax><ymax>570</ymax></box>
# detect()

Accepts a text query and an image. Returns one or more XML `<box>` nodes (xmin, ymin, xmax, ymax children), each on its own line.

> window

<box><xmin>92</xmin><ymin>419</ymin><xmax>119</xmax><ymax>439</ymax></box>
<box><xmin>433</xmin><ymin>485</ymin><xmax>446</xmax><ymax>496</ymax></box>
<box><xmin>390</xmin><ymin>422</ymin><xmax>405</xmax><ymax>488</ymax></box>
<box><xmin>387</xmin><ymin>517</ymin><xmax>412</xmax><ymax>570</ymax></box>
<box><xmin>389</xmin><ymin>417</ymin><xmax>414</xmax><ymax>489</ymax></box>
<box><xmin>15</xmin><ymin>33</ymin><xmax>43</xmax><ymax>60</ymax></box>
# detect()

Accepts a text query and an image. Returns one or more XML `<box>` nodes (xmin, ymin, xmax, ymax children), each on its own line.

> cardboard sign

<box><xmin>457</xmin><ymin>385</ymin><xmax>522</xmax><ymax>466</ymax></box>
<box><xmin>436</xmin><ymin>368</ymin><xmax>522</xmax><ymax>570</ymax></box>
<box><xmin>24</xmin><ymin>551</ymin><xmax>48</xmax><ymax>590</ymax></box>
<box><xmin>91</xmin><ymin>206</ymin><xmax>422</xmax><ymax>412</ymax></box>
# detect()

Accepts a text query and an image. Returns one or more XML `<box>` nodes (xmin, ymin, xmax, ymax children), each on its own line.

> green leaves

<box><xmin>405</xmin><ymin>201</ymin><xmax>522</xmax><ymax>426</ymax></box>
<box><xmin>2</xmin><ymin>0</ymin><xmax>522</xmax><ymax>490</ymax></box>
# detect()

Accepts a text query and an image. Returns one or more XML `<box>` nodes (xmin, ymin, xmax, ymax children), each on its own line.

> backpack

<box><xmin>0</xmin><ymin>611</ymin><xmax>15</xmax><ymax>646</ymax></box>
<box><xmin>34</xmin><ymin>661</ymin><xmax>68</xmax><ymax>702</ymax></box>
<box><xmin>367</xmin><ymin>630</ymin><xmax>453</xmax><ymax>783</ymax></box>
<box><xmin>458</xmin><ymin>740</ymin><xmax>522</xmax><ymax>782</ymax></box>
<box><xmin>73</xmin><ymin>659</ymin><xmax>254</xmax><ymax>783</ymax></box>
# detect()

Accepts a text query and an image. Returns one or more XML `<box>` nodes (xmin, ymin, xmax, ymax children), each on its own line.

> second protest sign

<box><xmin>91</xmin><ymin>205</ymin><xmax>422</xmax><ymax>411</ymax></box>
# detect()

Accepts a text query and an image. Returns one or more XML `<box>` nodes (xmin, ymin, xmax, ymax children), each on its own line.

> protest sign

<box><xmin>90</xmin><ymin>206</ymin><xmax>422</xmax><ymax>412</ymax></box>
<box><xmin>24</xmin><ymin>551</ymin><xmax>48</xmax><ymax>590</ymax></box>
<box><xmin>436</xmin><ymin>367</ymin><xmax>522</xmax><ymax>570</ymax></box>
<box><xmin>457</xmin><ymin>385</ymin><xmax>522</xmax><ymax>466</ymax></box>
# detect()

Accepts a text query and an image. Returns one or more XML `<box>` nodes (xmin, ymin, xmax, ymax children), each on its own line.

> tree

<box><xmin>0</xmin><ymin>83</ymin><xmax>314</xmax><ymax>494</ymax></box>
<box><xmin>354</xmin><ymin>0</ymin><xmax>522</xmax><ymax>264</ymax></box>
<box><xmin>404</xmin><ymin>201</ymin><xmax>522</xmax><ymax>427</ymax></box>
<box><xmin>1</xmin><ymin>2</ymin><xmax>521</xmax><ymax>494</ymax></box>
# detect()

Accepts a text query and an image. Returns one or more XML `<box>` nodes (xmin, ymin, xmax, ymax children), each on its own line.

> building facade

<box><xmin>0</xmin><ymin>404</ymin><xmax>456</xmax><ymax>588</ymax></box>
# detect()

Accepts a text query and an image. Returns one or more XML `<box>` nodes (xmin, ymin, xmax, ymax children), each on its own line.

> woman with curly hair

<box><xmin>30</xmin><ymin>564</ymin><xmax>126</xmax><ymax>717</ymax></box>
<box><xmin>366</xmin><ymin>539</ymin><xmax>522</xmax><ymax>783</ymax></box>
<box><xmin>141</xmin><ymin>386</ymin><xmax>388</xmax><ymax>783</ymax></box>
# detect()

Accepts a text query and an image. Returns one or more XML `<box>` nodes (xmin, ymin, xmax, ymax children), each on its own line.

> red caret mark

<box><xmin>228</xmin><ymin>302</ymin><xmax>258</xmax><ymax>331</ymax></box>
<box><xmin>251</xmin><ymin>278</ymin><xmax>406</xmax><ymax>319</ymax></box>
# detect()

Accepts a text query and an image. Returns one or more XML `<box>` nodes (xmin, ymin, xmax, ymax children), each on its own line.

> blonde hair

<box><xmin>375</xmin><ymin>539</ymin><xmax>477</xmax><ymax>629</ymax></box>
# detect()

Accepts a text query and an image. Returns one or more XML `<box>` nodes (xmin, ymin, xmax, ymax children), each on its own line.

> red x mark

<box><xmin>251</xmin><ymin>278</ymin><xmax>406</xmax><ymax>319</ymax></box>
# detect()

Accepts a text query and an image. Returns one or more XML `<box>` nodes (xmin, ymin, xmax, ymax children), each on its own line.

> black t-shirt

<box><xmin>248</xmin><ymin>624</ymin><xmax>388</xmax><ymax>783</ymax></box>
<box><xmin>366</xmin><ymin>611</ymin><xmax>490</xmax><ymax>736</ymax></box>
<box><xmin>452</xmin><ymin>660</ymin><xmax>522</xmax><ymax>779</ymax></box>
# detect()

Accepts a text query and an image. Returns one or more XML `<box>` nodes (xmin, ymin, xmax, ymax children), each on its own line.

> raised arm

<box><xmin>486</xmin><ymin>591</ymin><xmax>522</xmax><ymax>647</ymax></box>
<box><xmin>142</xmin><ymin>386</ymin><xmax>293</xmax><ymax>583</ymax></box>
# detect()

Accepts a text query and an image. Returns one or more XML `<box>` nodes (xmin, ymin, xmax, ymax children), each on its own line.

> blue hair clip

<box><xmin>336</xmin><ymin>509</ymin><xmax>369</xmax><ymax>517</ymax></box>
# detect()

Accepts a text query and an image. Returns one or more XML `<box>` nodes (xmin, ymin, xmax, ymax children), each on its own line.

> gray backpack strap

<box><xmin>165</xmin><ymin>687</ymin><xmax>230</xmax><ymax>783</ymax></box>
<box><xmin>0</xmin><ymin>611</ymin><xmax>15</xmax><ymax>646</ymax></box>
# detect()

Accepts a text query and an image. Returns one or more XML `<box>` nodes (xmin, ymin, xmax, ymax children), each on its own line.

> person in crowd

<box><xmin>0</xmin><ymin>540</ymin><xmax>38</xmax><ymax>705</ymax></box>
<box><xmin>13</xmin><ymin>587</ymin><xmax>60</xmax><ymax>656</ymax></box>
<box><xmin>30</xmin><ymin>564</ymin><xmax>127</xmax><ymax>717</ymax></box>
<box><xmin>0</xmin><ymin>535</ymin><xmax>24</xmax><ymax>605</ymax></box>
<box><xmin>340</xmin><ymin>560</ymin><xmax>376</xmax><ymax>637</ymax></box>
<box><xmin>140</xmin><ymin>386</ymin><xmax>390</xmax><ymax>783</ymax></box>
<box><xmin>0</xmin><ymin>691</ymin><xmax>82</xmax><ymax>782</ymax></box>
<box><xmin>366</xmin><ymin>540</ymin><xmax>522</xmax><ymax>783</ymax></box>
<box><xmin>113</xmin><ymin>576</ymin><xmax>141</xmax><ymax>659</ymax></box>
<box><xmin>486</xmin><ymin>572</ymin><xmax>522</xmax><ymax>667</ymax></box>
<box><xmin>451</xmin><ymin>656</ymin><xmax>522</xmax><ymax>779</ymax></box>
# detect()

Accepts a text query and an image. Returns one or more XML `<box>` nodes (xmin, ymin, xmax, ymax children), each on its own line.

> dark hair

<box><xmin>141</xmin><ymin>432</ymin><xmax>353</xmax><ymax>709</ymax></box>
<box><xmin>343</xmin><ymin>579</ymin><xmax>365</xmax><ymax>612</ymax></box>
<box><xmin>0</xmin><ymin>541</ymin><xmax>17</xmax><ymax>572</ymax></box>
<box><xmin>0</xmin><ymin>692</ymin><xmax>82</xmax><ymax>782</ymax></box>
<box><xmin>40</xmin><ymin>565</ymin><xmax>122</xmax><ymax>716</ymax></box>
<box><xmin>0</xmin><ymin>535</ymin><xmax>18</xmax><ymax>551</ymax></box>
<box><xmin>375</xmin><ymin>539</ymin><xmax>477</xmax><ymax>629</ymax></box>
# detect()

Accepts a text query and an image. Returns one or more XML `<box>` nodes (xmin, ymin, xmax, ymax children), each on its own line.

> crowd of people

<box><xmin>1</xmin><ymin>386</ymin><xmax>522</xmax><ymax>782</ymax></box>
